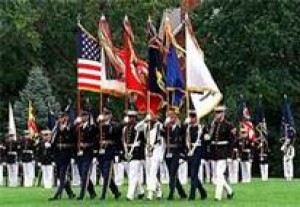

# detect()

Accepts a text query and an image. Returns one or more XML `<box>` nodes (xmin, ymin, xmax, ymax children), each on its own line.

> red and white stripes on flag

<box><xmin>77</xmin><ymin>24</ymin><xmax>102</xmax><ymax>92</ymax></box>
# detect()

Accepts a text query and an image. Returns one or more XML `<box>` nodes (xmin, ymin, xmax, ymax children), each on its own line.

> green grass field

<box><xmin>0</xmin><ymin>178</ymin><xmax>299</xmax><ymax>207</ymax></box>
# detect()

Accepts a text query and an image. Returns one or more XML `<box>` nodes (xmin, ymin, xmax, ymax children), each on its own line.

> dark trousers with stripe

<box><xmin>165</xmin><ymin>153</ymin><xmax>187</xmax><ymax>198</ymax></box>
<box><xmin>98</xmin><ymin>156</ymin><xmax>119</xmax><ymax>199</ymax></box>
<box><xmin>55</xmin><ymin>159</ymin><xmax>73</xmax><ymax>197</ymax></box>
<box><xmin>188</xmin><ymin>149</ymin><xmax>206</xmax><ymax>199</ymax></box>
<box><xmin>77</xmin><ymin>154</ymin><xmax>96</xmax><ymax>198</ymax></box>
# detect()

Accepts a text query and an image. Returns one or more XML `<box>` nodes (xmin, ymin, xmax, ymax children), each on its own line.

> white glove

<box><xmin>204</xmin><ymin>134</ymin><xmax>211</xmax><ymax>140</ymax></box>
<box><xmin>74</xmin><ymin>117</ymin><xmax>82</xmax><ymax>125</ymax></box>
<box><xmin>114</xmin><ymin>156</ymin><xmax>119</xmax><ymax>163</ymax></box>
<box><xmin>92</xmin><ymin>157</ymin><xmax>98</xmax><ymax>164</ymax></box>
<box><xmin>164</xmin><ymin>117</ymin><xmax>171</xmax><ymax>126</ymax></box>
<box><xmin>44</xmin><ymin>142</ymin><xmax>51</xmax><ymax>148</ymax></box>
<box><xmin>51</xmin><ymin>162</ymin><xmax>55</xmax><ymax>166</ymax></box>
<box><xmin>70</xmin><ymin>158</ymin><xmax>75</xmax><ymax>164</ymax></box>
<box><xmin>97</xmin><ymin>114</ymin><xmax>105</xmax><ymax>123</ymax></box>
<box><xmin>123</xmin><ymin>116</ymin><xmax>129</xmax><ymax>124</ymax></box>
<box><xmin>38</xmin><ymin>162</ymin><xmax>42</xmax><ymax>167</ymax></box>
<box><xmin>184</xmin><ymin>117</ymin><xmax>191</xmax><ymax>125</ymax></box>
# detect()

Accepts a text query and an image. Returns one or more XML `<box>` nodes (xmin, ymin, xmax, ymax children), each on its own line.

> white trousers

<box><xmin>211</xmin><ymin>160</ymin><xmax>217</xmax><ymax>184</ymax></box>
<box><xmin>146</xmin><ymin>150</ymin><xmax>163</xmax><ymax>195</ymax></box>
<box><xmin>228</xmin><ymin>159</ymin><xmax>239</xmax><ymax>184</ymax></box>
<box><xmin>215</xmin><ymin>160</ymin><xmax>233</xmax><ymax>200</ymax></box>
<box><xmin>90</xmin><ymin>159</ymin><xmax>97</xmax><ymax>185</ymax></box>
<box><xmin>8</xmin><ymin>163</ymin><xmax>19</xmax><ymax>187</ymax></box>
<box><xmin>42</xmin><ymin>165</ymin><xmax>54</xmax><ymax>188</ymax></box>
<box><xmin>127</xmin><ymin>160</ymin><xmax>144</xmax><ymax>200</ymax></box>
<box><xmin>113</xmin><ymin>161</ymin><xmax>125</xmax><ymax>186</ymax></box>
<box><xmin>160</xmin><ymin>161</ymin><xmax>169</xmax><ymax>184</ymax></box>
<box><xmin>71</xmin><ymin>161</ymin><xmax>80</xmax><ymax>186</ymax></box>
<box><xmin>23</xmin><ymin>162</ymin><xmax>35</xmax><ymax>187</ymax></box>
<box><xmin>178</xmin><ymin>159</ymin><xmax>188</xmax><ymax>185</ymax></box>
<box><xmin>241</xmin><ymin>161</ymin><xmax>251</xmax><ymax>183</ymax></box>
<box><xmin>0</xmin><ymin>164</ymin><xmax>3</xmax><ymax>186</ymax></box>
<box><xmin>260</xmin><ymin>164</ymin><xmax>268</xmax><ymax>181</ymax></box>
<box><xmin>199</xmin><ymin>159</ymin><xmax>211</xmax><ymax>183</ymax></box>
<box><xmin>283</xmin><ymin>159</ymin><xmax>294</xmax><ymax>181</ymax></box>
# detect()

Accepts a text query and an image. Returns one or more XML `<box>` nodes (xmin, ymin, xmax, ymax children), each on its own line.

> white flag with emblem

<box><xmin>186</xmin><ymin>17</ymin><xmax>222</xmax><ymax>118</ymax></box>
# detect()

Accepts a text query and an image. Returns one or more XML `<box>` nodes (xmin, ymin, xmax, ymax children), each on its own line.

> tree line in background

<box><xmin>0</xmin><ymin>0</ymin><xmax>299</xmax><ymax>176</ymax></box>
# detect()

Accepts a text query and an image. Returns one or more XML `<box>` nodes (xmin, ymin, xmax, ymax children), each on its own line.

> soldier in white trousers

<box><xmin>228</xmin><ymin>138</ymin><xmax>240</xmax><ymax>184</ymax></box>
<box><xmin>258</xmin><ymin>139</ymin><xmax>269</xmax><ymax>181</ymax></box>
<box><xmin>0</xmin><ymin>141</ymin><xmax>5</xmax><ymax>186</ymax></box>
<box><xmin>90</xmin><ymin>157</ymin><xmax>97</xmax><ymax>185</ymax></box>
<box><xmin>37</xmin><ymin>130</ymin><xmax>55</xmax><ymax>188</ymax></box>
<box><xmin>209</xmin><ymin>106</ymin><xmax>234</xmax><ymax>201</ymax></box>
<box><xmin>198</xmin><ymin>136</ymin><xmax>211</xmax><ymax>183</ymax></box>
<box><xmin>5</xmin><ymin>132</ymin><xmax>19</xmax><ymax>187</ymax></box>
<box><xmin>281</xmin><ymin>139</ymin><xmax>295</xmax><ymax>181</ymax></box>
<box><xmin>122</xmin><ymin>110</ymin><xmax>145</xmax><ymax>200</ymax></box>
<box><xmin>142</xmin><ymin>114</ymin><xmax>164</xmax><ymax>200</ymax></box>
<box><xmin>241</xmin><ymin>136</ymin><xmax>252</xmax><ymax>183</ymax></box>
<box><xmin>20</xmin><ymin>130</ymin><xmax>36</xmax><ymax>187</ymax></box>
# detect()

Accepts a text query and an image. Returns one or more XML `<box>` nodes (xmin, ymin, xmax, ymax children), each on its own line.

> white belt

<box><xmin>211</xmin><ymin>141</ymin><xmax>228</xmax><ymax>145</ymax></box>
<box><xmin>243</xmin><ymin>149</ymin><xmax>251</xmax><ymax>152</ymax></box>
<box><xmin>23</xmin><ymin>150</ymin><xmax>33</xmax><ymax>154</ymax></box>
<box><xmin>8</xmin><ymin>151</ymin><xmax>17</xmax><ymax>155</ymax></box>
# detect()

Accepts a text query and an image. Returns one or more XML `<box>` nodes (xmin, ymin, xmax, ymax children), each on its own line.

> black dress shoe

<box><xmin>188</xmin><ymin>197</ymin><xmax>195</xmax><ymax>201</ymax></box>
<box><xmin>68</xmin><ymin>193</ymin><xmax>76</xmax><ymax>200</ymax></box>
<box><xmin>48</xmin><ymin>193</ymin><xmax>61</xmax><ymax>201</ymax></box>
<box><xmin>201</xmin><ymin>192</ymin><xmax>207</xmax><ymax>200</ymax></box>
<box><xmin>76</xmin><ymin>196</ymin><xmax>84</xmax><ymax>200</ymax></box>
<box><xmin>180</xmin><ymin>194</ymin><xmax>187</xmax><ymax>199</ymax></box>
<box><xmin>90</xmin><ymin>193</ymin><xmax>97</xmax><ymax>200</ymax></box>
<box><xmin>115</xmin><ymin>192</ymin><xmax>121</xmax><ymax>200</ymax></box>
<box><xmin>227</xmin><ymin>192</ymin><xmax>234</xmax><ymax>200</ymax></box>
<box><xmin>138</xmin><ymin>193</ymin><xmax>144</xmax><ymax>199</ymax></box>
<box><xmin>167</xmin><ymin>195</ymin><xmax>174</xmax><ymax>200</ymax></box>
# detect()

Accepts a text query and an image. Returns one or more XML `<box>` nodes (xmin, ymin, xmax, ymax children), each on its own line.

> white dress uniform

<box><xmin>282</xmin><ymin>144</ymin><xmax>295</xmax><ymax>181</ymax></box>
<box><xmin>6</xmin><ymin>140</ymin><xmax>19</xmax><ymax>187</ymax></box>
<box><xmin>123</xmin><ymin>120</ymin><xmax>145</xmax><ymax>200</ymax></box>
<box><xmin>143</xmin><ymin>120</ymin><xmax>165</xmax><ymax>200</ymax></box>
<box><xmin>241</xmin><ymin>141</ymin><xmax>252</xmax><ymax>183</ymax></box>
<box><xmin>209</xmin><ymin>109</ymin><xmax>234</xmax><ymax>201</ymax></box>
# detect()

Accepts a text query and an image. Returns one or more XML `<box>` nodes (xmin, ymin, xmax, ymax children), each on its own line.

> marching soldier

<box><xmin>209</xmin><ymin>105</ymin><xmax>234</xmax><ymax>201</ymax></box>
<box><xmin>198</xmin><ymin>126</ymin><xmax>211</xmax><ymax>184</ymax></box>
<box><xmin>37</xmin><ymin>130</ymin><xmax>54</xmax><ymax>188</ymax></box>
<box><xmin>281</xmin><ymin>138</ymin><xmax>295</xmax><ymax>181</ymax></box>
<box><xmin>74</xmin><ymin>111</ymin><xmax>97</xmax><ymax>200</ymax></box>
<box><xmin>20</xmin><ymin>130</ymin><xmax>36</xmax><ymax>187</ymax></box>
<box><xmin>164</xmin><ymin>108</ymin><xmax>187</xmax><ymax>200</ymax></box>
<box><xmin>240</xmin><ymin>129</ymin><xmax>252</xmax><ymax>183</ymax></box>
<box><xmin>142</xmin><ymin>113</ymin><xmax>164</xmax><ymax>200</ymax></box>
<box><xmin>49</xmin><ymin>112</ymin><xmax>76</xmax><ymax>201</ymax></box>
<box><xmin>0</xmin><ymin>139</ymin><xmax>6</xmax><ymax>186</ymax></box>
<box><xmin>122</xmin><ymin>109</ymin><xmax>145</xmax><ymax>201</ymax></box>
<box><xmin>185</xmin><ymin>110</ymin><xmax>207</xmax><ymax>200</ymax></box>
<box><xmin>258</xmin><ymin>139</ymin><xmax>269</xmax><ymax>181</ymax></box>
<box><xmin>96</xmin><ymin>108</ymin><xmax>121</xmax><ymax>200</ymax></box>
<box><xmin>5</xmin><ymin>132</ymin><xmax>20</xmax><ymax>187</ymax></box>
<box><xmin>228</xmin><ymin>136</ymin><xmax>240</xmax><ymax>184</ymax></box>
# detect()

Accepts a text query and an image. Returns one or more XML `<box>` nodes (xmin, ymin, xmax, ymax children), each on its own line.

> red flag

<box><xmin>121</xmin><ymin>16</ymin><xmax>147</xmax><ymax>113</ymax></box>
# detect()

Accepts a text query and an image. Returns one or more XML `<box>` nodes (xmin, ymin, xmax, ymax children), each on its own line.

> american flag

<box><xmin>77</xmin><ymin>25</ymin><xmax>102</xmax><ymax>92</ymax></box>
